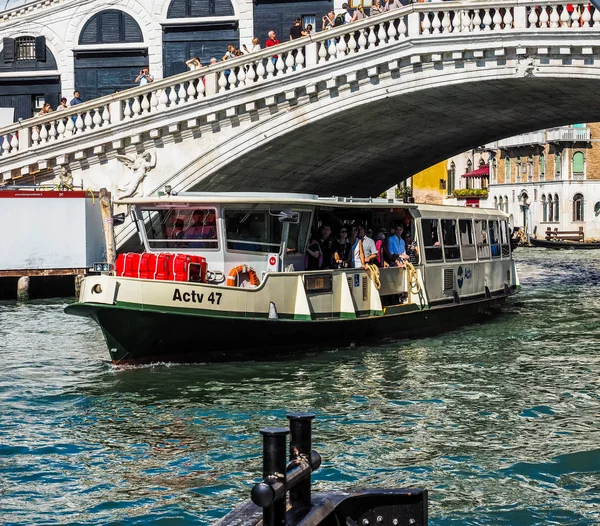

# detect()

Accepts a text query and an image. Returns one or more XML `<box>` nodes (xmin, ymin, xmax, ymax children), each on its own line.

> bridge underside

<box><xmin>194</xmin><ymin>77</ymin><xmax>600</xmax><ymax>196</ymax></box>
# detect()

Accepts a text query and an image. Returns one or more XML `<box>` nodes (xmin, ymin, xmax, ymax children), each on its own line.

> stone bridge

<box><xmin>1</xmin><ymin>0</ymin><xmax>600</xmax><ymax>205</ymax></box>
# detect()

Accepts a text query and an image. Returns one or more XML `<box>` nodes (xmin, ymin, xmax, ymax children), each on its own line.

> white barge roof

<box><xmin>118</xmin><ymin>192</ymin><xmax>508</xmax><ymax>217</ymax></box>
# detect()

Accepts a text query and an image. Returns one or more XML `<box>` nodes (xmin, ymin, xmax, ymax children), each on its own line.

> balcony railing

<box><xmin>453</xmin><ymin>189</ymin><xmax>489</xmax><ymax>199</ymax></box>
<box><xmin>487</xmin><ymin>130</ymin><xmax>546</xmax><ymax>149</ymax></box>
<box><xmin>547</xmin><ymin>126</ymin><xmax>591</xmax><ymax>142</ymax></box>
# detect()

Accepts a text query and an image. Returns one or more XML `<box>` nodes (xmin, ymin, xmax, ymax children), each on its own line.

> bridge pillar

<box><xmin>109</xmin><ymin>100</ymin><xmax>123</xmax><ymax>125</ymax></box>
<box><xmin>513</xmin><ymin>6</ymin><xmax>527</xmax><ymax>29</ymax></box>
<box><xmin>18</xmin><ymin>128</ymin><xmax>30</xmax><ymax>153</ymax></box>
<box><xmin>408</xmin><ymin>12</ymin><xmax>420</xmax><ymax>37</ymax></box>
<box><xmin>205</xmin><ymin>73</ymin><xmax>218</xmax><ymax>97</ymax></box>
<box><xmin>305</xmin><ymin>42</ymin><xmax>318</xmax><ymax>68</ymax></box>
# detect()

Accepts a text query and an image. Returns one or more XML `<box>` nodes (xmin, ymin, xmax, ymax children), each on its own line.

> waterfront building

<box><xmin>0</xmin><ymin>0</ymin><xmax>336</xmax><ymax>122</ymax></box>
<box><xmin>437</xmin><ymin>124</ymin><xmax>600</xmax><ymax>239</ymax></box>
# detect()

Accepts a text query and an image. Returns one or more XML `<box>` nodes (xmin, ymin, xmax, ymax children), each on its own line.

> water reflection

<box><xmin>0</xmin><ymin>250</ymin><xmax>599</xmax><ymax>525</ymax></box>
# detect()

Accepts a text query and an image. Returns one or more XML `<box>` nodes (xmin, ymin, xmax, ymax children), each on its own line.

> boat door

<box><xmin>281</xmin><ymin>210</ymin><xmax>312</xmax><ymax>272</ymax></box>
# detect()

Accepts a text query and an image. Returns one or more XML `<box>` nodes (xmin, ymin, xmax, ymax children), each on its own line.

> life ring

<box><xmin>227</xmin><ymin>265</ymin><xmax>260</xmax><ymax>287</ymax></box>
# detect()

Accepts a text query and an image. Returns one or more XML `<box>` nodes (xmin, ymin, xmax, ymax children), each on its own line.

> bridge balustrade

<box><xmin>0</xmin><ymin>0</ymin><xmax>599</xmax><ymax>164</ymax></box>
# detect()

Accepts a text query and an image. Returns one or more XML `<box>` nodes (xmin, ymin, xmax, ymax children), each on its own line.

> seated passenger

<box><xmin>184</xmin><ymin>210</ymin><xmax>215</xmax><ymax>239</ymax></box>
<box><xmin>171</xmin><ymin>219</ymin><xmax>184</xmax><ymax>240</ymax></box>
<box><xmin>385</xmin><ymin>224</ymin><xmax>410</xmax><ymax>267</ymax></box>
<box><xmin>332</xmin><ymin>227</ymin><xmax>352</xmax><ymax>268</ymax></box>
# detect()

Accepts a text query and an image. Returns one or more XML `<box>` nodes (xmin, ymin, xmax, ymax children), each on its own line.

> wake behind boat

<box><xmin>65</xmin><ymin>192</ymin><xmax>519</xmax><ymax>364</ymax></box>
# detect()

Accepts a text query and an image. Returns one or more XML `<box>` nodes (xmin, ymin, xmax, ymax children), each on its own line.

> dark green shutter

<box><xmin>3</xmin><ymin>38</ymin><xmax>15</xmax><ymax>62</ymax></box>
<box><xmin>35</xmin><ymin>36</ymin><xmax>46</xmax><ymax>61</ymax></box>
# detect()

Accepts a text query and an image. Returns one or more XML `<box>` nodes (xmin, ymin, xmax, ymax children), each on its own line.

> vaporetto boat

<box><xmin>65</xmin><ymin>192</ymin><xmax>519</xmax><ymax>364</ymax></box>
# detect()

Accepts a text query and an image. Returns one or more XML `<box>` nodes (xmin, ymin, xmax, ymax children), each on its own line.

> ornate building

<box><xmin>0</xmin><ymin>0</ymin><xmax>335</xmax><ymax>122</ymax></box>
<box><xmin>442</xmin><ymin>124</ymin><xmax>600</xmax><ymax>239</ymax></box>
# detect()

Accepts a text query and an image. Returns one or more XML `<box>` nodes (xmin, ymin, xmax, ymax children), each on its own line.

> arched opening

<box><xmin>554</xmin><ymin>193</ymin><xmax>560</xmax><ymax>222</ymax></box>
<box><xmin>539</xmin><ymin>153</ymin><xmax>545</xmax><ymax>180</ymax></box>
<box><xmin>505</xmin><ymin>157</ymin><xmax>511</xmax><ymax>183</ymax></box>
<box><xmin>163</xmin><ymin>0</ymin><xmax>238</xmax><ymax>77</ymax></box>
<box><xmin>0</xmin><ymin>35</ymin><xmax>59</xmax><ymax>121</ymax></box>
<box><xmin>541</xmin><ymin>194</ymin><xmax>547</xmax><ymax>222</ymax></box>
<box><xmin>573</xmin><ymin>193</ymin><xmax>584</xmax><ymax>221</ymax></box>
<box><xmin>548</xmin><ymin>195</ymin><xmax>554</xmax><ymax>223</ymax></box>
<box><xmin>555</xmin><ymin>152</ymin><xmax>562</xmax><ymax>180</ymax></box>
<box><xmin>75</xmin><ymin>10</ymin><xmax>147</xmax><ymax>101</ymax></box>
<box><xmin>504</xmin><ymin>195</ymin><xmax>509</xmax><ymax>213</ymax></box>
<box><xmin>572</xmin><ymin>151</ymin><xmax>585</xmax><ymax>180</ymax></box>
<box><xmin>494</xmin><ymin>196</ymin><xmax>498</xmax><ymax>209</ymax></box>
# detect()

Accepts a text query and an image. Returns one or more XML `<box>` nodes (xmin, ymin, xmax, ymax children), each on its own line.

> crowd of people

<box><xmin>306</xmin><ymin>222</ymin><xmax>419</xmax><ymax>271</ymax></box>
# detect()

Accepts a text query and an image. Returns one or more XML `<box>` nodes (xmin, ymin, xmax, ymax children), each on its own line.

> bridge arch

<box><xmin>158</xmin><ymin>64</ymin><xmax>600</xmax><ymax>197</ymax></box>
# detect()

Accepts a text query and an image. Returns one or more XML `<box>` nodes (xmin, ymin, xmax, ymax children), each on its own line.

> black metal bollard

<box><xmin>287</xmin><ymin>412</ymin><xmax>315</xmax><ymax>511</ymax></box>
<box><xmin>259</xmin><ymin>427</ymin><xmax>289</xmax><ymax>526</ymax></box>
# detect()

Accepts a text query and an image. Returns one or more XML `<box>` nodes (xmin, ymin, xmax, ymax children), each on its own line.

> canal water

<box><xmin>1</xmin><ymin>249</ymin><xmax>599</xmax><ymax>525</ymax></box>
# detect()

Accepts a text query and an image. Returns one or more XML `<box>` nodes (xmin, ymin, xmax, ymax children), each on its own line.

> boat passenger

<box><xmin>171</xmin><ymin>219</ymin><xmax>185</xmax><ymax>239</ymax></box>
<box><xmin>375</xmin><ymin>230</ymin><xmax>388</xmax><ymax>267</ymax></box>
<box><xmin>305</xmin><ymin>231</ymin><xmax>323</xmax><ymax>270</ymax></box>
<box><xmin>184</xmin><ymin>210</ymin><xmax>215</xmax><ymax>241</ymax></box>
<box><xmin>386</xmin><ymin>224</ymin><xmax>409</xmax><ymax>267</ymax></box>
<box><xmin>354</xmin><ymin>225</ymin><xmax>377</xmax><ymax>269</ymax></box>
<box><xmin>403</xmin><ymin>231</ymin><xmax>419</xmax><ymax>264</ymax></box>
<box><xmin>332</xmin><ymin>227</ymin><xmax>352</xmax><ymax>268</ymax></box>
<box><xmin>319</xmin><ymin>225</ymin><xmax>335</xmax><ymax>269</ymax></box>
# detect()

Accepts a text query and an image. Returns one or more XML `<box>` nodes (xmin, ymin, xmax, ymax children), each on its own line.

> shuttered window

<box><xmin>3</xmin><ymin>36</ymin><xmax>46</xmax><ymax>63</ymax></box>
<box><xmin>572</xmin><ymin>151</ymin><xmax>584</xmax><ymax>178</ymax></box>
<box><xmin>79</xmin><ymin>10</ymin><xmax>143</xmax><ymax>44</ymax></box>
<box><xmin>167</xmin><ymin>0</ymin><xmax>234</xmax><ymax>18</ymax></box>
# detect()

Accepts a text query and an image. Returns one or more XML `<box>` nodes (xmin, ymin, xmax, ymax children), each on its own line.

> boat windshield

<box><xmin>224</xmin><ymin>208</ymin><xmax>283</xmax><ymax>253</ymax></box>
<box><xmin>140</xmin><ymin>208</ymin><xmax>219</xmax><ymax>250</ymax></box>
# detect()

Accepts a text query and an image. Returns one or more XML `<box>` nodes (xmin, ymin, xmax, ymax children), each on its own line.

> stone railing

<box><xmin>490</xmin><ymin>130</ymin><xmax>547</xmax><ymax>148</ymax></box>
<box><xmin>0</xmin><ymin>0</ymin><xmax>599</xmax><ymax>163</ymax></box>
<box><xmin>0</xmin><ymin>0</ymin><xmax>66</xmax><ymax>22</ymax></box>
<box><xmin>547</xmin><ymin>126</ymin><xmax>592</xmax><ymax>142</ymax></box>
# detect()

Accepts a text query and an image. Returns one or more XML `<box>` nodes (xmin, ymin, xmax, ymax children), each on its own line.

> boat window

<box><xmin>286</xmin><ymin>212</ymin><xmax>311</xmax><ymax>254</ymax></box>
<box><xmin>500</xmin><ymin>220</ymin><xmax>510</xmax><ymax>257</ymax></box>
<box><xmin>459</xmin><ymin>219</ymin><xmax>476</xmax><ymax>261</ymax></box>
<box><xmin>475</xmin><ymin>219</ymin><xmax>491</xmax><ymax>259</ymax></box>
<box><xmin>441</xmin><ymin>219</ymin><xmax>460</xmax><ymax>261</ymax></box>
<box><xmin>225</xmin><ymin>209</ymin><xmax>283</xmax><ymax>253</ymax></box>
<box><xmin>140</xmin><ymin>208</ymin><xmax>218</xmax><ymax>250</ymax></box>
<box><xmin>489</xmin><ymin>220</ymin><xmax>501</xmax><ymax>258</ymax></box>
<box><xmin>421</xmin><ymin>219</ymin><xmax>443</xmax><ymax>262</ymax></box>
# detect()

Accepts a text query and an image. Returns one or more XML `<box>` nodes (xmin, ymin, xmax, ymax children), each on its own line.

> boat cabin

<box><xmin>122</xmin><ymin>192</ymin><xmax>515</xmax><ymax>307</ymax></box>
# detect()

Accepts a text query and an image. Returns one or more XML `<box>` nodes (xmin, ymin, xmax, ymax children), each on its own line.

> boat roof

<box><xmin>119</xmin><ymin>192</ymin><xmax>508</xmax><ymax>218</ymax></box>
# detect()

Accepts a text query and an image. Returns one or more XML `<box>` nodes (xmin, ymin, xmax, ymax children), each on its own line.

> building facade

<box><xmin>440</xmin><ymin>124</ymin><xmax>600</xmax><ymax>240</ymax></box>
<box><xmin>0</xmin><ymin>0</ymin><xmax>335</xmax><ymax>122</ymax></box>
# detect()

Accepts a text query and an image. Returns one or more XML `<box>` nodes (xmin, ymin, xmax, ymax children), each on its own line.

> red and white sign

<box><xmin>267</xmin><ymin>254</ymin><xmax>279</xmax><ymax>272</ymax></box>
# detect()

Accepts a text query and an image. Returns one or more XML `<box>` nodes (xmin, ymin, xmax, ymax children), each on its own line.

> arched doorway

<box><xmin>74</xmin><ymin>10</ymin><xmax>147</xmax><ymax>102</ymax></box>
<box><xmin>518</xmin><ymin>190</ymin><xmax>530</xmax><ymax>233</ymax></box>
<box><xmin>162</xmin><ymin>0</ymin><xmax>238</xmax><ymax>78</ymax></box>
<box><xmin>0</xmin><ymin>36</ymin><xmax>60</xmax><ymax>121</ymax></box>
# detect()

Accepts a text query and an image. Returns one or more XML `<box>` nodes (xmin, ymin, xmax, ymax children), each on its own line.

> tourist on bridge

<box><xmin>242</xmin><ymin>37</ymin><xmax>261</xmax><ymax>54</ymax></box>
<box><xmin>185</xmin><ymin>57</ymin><xmax>201</xmax><ymax>71</ymax></box>
<box><xmin>265</xmin><ymin>31</ymin><xmax>280</xmax><ymax>64</ymax></box>
<box><xmin>290</xmin><ymin>17</ymin><xmax>303</xmax><ymax>40</ymax></box>
<box><xmin>322</xmin><ymin>11</ymin><xmax>335</xmax><ymax>30</ymax></box>
<box><xmin>302</xmin><ymin>23</ymin><xmax>313</xmax><ymax>36</ymax></box>
<box><xmin>135</xmin><ymin>67</ymin><xmax>153</xmax><ymax>86</ymax></box>
<box><xmin>55</xmin><ymin>98</ymin><xmax>68</xmax><ymax>111</ymax></box>
<box><xmin>370</xmin><ymin>0</ymin><xmax>384</xmax><ymax>16</ymax></box>
<box><xmin>69</xmin><ymin>91</ymin><xmax>82</xmax><ymax>107</ymax></box>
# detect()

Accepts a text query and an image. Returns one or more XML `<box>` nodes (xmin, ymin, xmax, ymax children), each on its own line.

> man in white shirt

<box><xmin>135</xmin><ymin>67</ymin><xmax>154</xmax><ymax>86</ymax></box>
<box><xmin>353</xmin><ymin>225</ymin><xmax>378</xmax><ymax>268</ymax></box>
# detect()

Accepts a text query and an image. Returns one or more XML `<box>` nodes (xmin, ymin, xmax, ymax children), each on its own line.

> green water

<box><xmin>0</xmin><ymin>249</ymin><xmax>598</xmax><ymax>525</ymax></box>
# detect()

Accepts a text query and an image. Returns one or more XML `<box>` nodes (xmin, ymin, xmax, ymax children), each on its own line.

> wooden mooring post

<box><xmin>99</xmin><ymin>188</ymin><xmax>116</xmax><ymax>266</ymax></box>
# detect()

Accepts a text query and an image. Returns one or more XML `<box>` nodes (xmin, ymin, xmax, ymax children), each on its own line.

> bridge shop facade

<box><xmin>0</xmin><ymin>0</ymin><xmax>335</xmax><ymax>122</ymax></box>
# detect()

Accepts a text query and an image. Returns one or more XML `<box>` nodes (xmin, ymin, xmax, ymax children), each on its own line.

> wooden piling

<box><xmin>17</xmin><ymin>276</ymin><xmax>30</xmax><ymax>301</ymax></box>
<box><xmin>74</xmin><ymin>274</ymin><xmax>84</xmax><ymax>298</ymax></box>
<box><xmin>99</xmin><ymin>188</ymin><xmax>116</xmax><ymax>266</ymax></box>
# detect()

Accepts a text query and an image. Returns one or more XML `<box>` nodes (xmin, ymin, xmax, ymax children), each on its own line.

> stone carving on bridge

<box><xmin>56</xmin><ymin>166</ymin><xmax>73</xmax><ymax>190</ymax></box>
<box><xmin>516</xmin><ymin>58</ymin><xmax>537</xmax><ymax>78</ymax></box>
<box><xmin>116</xmin><ymin>150</ymin><xmax>157</xmax><ymax>199</ymax></box>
